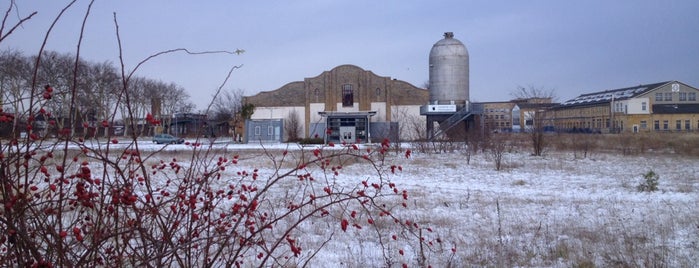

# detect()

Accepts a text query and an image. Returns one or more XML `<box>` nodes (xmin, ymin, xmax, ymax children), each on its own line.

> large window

<box><xmin>655</xmin><ymin>93</ymin><xmax>663</xmax><ymax>101</ymax></box>
<box><xmin>689</xmin><ymin>92</ymin><xmax>697</xmax><ymax>101</ymax></box>
<box><xmin>664</xmin><ymin>92</ymin><xmax>673</xmax><ymax>101</ymax></box>
<box><xmin>641</xmin><ymin>102</ymin><xmax>647</xmax><ymax>111</ymax></box>
<box><xmin>654</xmin><ymin>120</ymin><xmax>659</xmax><ymax>130</ymax></box>
<box><xmin>676</xmin><ymin>120</ymin><xmax>682</xmax><ymax>130</ymax></box>
<box><xmin>663</xmin><ymin>120</ymin><xmax>669</xmax><ymax>130</ymax></box>
<box><xmin>640</xmin><ymin>120</ymin><xmax>647</xmax><ymax>129</ymax></box>
<box><xmin>679</xmin><ymin>92</ymin><xmax>687</xmax><ymax>101</ymax></box>
<box><xmin>342</xmin><ymin>84</ymin><xmax>354</xmax><ymax>107</ymax></box>
<box><xmin>685</xmin><ymin>120</ymin><xmax>691</xmax><ymax>130</ymax></box>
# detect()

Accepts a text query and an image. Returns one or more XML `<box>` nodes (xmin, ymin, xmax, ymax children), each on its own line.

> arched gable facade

<box><xmin>244</xmin><ymin>65</ymin><xmax>428</xmax><ymax>143</ymax></box>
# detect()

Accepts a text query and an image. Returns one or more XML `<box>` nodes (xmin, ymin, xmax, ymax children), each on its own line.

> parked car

<box><xmin>152</xmin><ymin>134</ymin><xmax>185</xmax><ymax>144</ymax></box>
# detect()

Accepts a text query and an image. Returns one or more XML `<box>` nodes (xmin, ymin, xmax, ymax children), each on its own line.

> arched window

<box><xmin>375</xmin><ymin>87</ymin><xmax>381</xmax><ymax>96</ymax></box>
<box><xmin>342</xmin><ymin>84</ymin><xmax>353</xmax><ymax>107</ymax></box>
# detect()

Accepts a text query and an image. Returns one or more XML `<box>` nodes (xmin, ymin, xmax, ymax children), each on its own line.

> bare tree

<box><xmin>489</xmin><ymin>135</ymin><xmax>508</xmax><ymax>171</ymax></box>
<box><xmin>210</xmin><ymin>88</ymin><xmax>250</xmax><ymax>139</ymax></box>
<box><xmin>210</xmin><ymin>89</ymin><xmax>244</xmax><ymax>121</ymax></box>
<box><xmin>511</xmin><ymin>85</ymin><xmax>557</xmax><ymax>156</ymax></box>
<box><xmin>34</xmin><ymin>51</ymin><xmax>81</xmax><ymax>134</ymax></box>
<box><xmin>1</xmin><ymin>49</ymin><xmax>126</xmax><ymax>138</ymax></box>
<box><xmin>284</xmin><ymin>109</ymin><xmax>302</xmax><ymax>142</ymax></box>
<box><xmin>510</xmin><ymin>85</ymin><xmax>557</xmax><ymax>102</ymax></box>
<box><xmin>526</xmin><ymin>110</ymin><xmax>548</xmax><ymax>156</ymax></box>
<box><xmin>85</xmin><ymin>61</ymin><xmax>120</xmax><ymax>137</ymax></box>
<box><xmin>155</xmin><ymin>81</ymin><xmax>194</xmax><ymax>131</ymax></box>
<box><xmin>0</xmin><ymin>49</ymin><xmax>32</xmax><ymax>135</ymax></box>
<box><xmin>392</xmin><ymin>106</ymin><xmax>426</xmax><ymax>141</ymax></box>
<box><xmin>118</xmin><ymin>76</ymin><xmax>150</xmax><ymax>136</ymax></box>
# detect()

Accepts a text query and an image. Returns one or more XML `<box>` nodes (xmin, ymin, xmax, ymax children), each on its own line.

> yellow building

<box><xmin>480</xmin><ymin>102</ymin><xmax>516</xmax><ymax>132</ymax></box>
<box><xmin>550</xmin><ymin>81</ymin><xmax>699</xmax><ymax>133</ymax></box>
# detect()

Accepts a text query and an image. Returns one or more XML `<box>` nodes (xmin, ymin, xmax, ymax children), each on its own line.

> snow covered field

<box><xmin>14</xmin><ymin>138</ymin><xmax>699</xmax><ymax>267</ymax></box>
<box><xmin>294</xmin><ymin>145</ymin><xmax>698</xmax><ymax>267</ymax></box>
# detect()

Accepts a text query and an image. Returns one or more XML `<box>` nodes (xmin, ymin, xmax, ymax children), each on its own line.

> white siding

<box><xmin>370</xmin><ymin>102</ymin><xmax>387</xmax><ymax>122</ymax></box>
<box><xmin>250</xmin><ymin>106</ymin><xmax>306</xmax><ymax>137</ymax></box>
<box><xmin>627</xmin><ymin>97</ymin><xmax>650</xmax><ymax>114</ymax></box>
<box><xmin>309</xmin><ymin>103</ymin><xmax>325</xmax><ymax>124</ymax></box>
<box><xmin>391</xmin><ymin>105</ymin><xmax>425</xmax><ymax>140</ymax></box>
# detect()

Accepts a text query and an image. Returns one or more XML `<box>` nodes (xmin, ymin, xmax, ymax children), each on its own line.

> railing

<box><xmin>429</xmin><ymin>103</ymin><xmax>483</xmax><ymax>140</ymax></box>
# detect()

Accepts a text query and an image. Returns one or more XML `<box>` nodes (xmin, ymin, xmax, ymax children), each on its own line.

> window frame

<box><xmin>664</xmin><ymin>92</ymin><xmax>672</xmax><ymax>101</ymax></box>
<box><xmin>655</xmin><ymin>93</ymin><xmax>663</xmax><ymax>101</ymax></box>
<box><xmin>341</xmin><ymin>84</ymin><xmax>354</xmax><ymax>107</ymax></box>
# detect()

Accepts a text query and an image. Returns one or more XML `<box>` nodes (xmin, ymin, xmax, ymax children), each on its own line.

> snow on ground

<box><xmin>17</xmin><ymin>138</ymin><xmax>699</xmax><ymax>267</ymax></box>
<box><xmin>322</xmin><ymin>148</ymin><xmax>698</xmax><ymax>267</ymax></box>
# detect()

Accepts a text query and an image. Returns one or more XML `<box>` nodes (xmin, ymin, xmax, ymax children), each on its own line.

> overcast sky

<box><xmin>3</xmin><ymin>1</ymin><xmax>698</xmax><ymax>110</ymax></box>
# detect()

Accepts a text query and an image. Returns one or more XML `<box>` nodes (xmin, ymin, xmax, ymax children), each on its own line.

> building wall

<box><xmin>551</xmin><ymin>104</ymin><xmax>611</xmax><ymax>131</ymax></box>
<box><xmin>244</xmin><ymin>65</ymin><xmax>428</xmax><ymax>141</ymax></box>
<box><xmin>245</xmin><ymin>119</ymin><xmax>283</xmax><ymax>143</ymax></box>
<box><xmin>308</xmin><ymin>103</ymin><xmax>325</xmax><ymax>125</ymax></box>
<box><xmin>249</xmin><ymin>106</ymin><xmax>306</xmax><ymax>139</ymax></box>
<box><xmin>391</xmin><ymin>105</ymin><xmax>425</xmax><ymax>140</ymax></box>
<box><xmin>478</xmin><ymin>99</ymin><xmax>557</xmax><ymax>132</ymax></box>
<box><xmin>551</xmin><ymin>81</ymin><xmax>699</xmax><ymax>133</ymax></box>
<box><xmin>627</xmin><ymin>114</ymin><xmax>699</xmax><ymax>132</ymax></box>
<box><xmin>627</xmin><ymin>97</ymin><xmax>650</xmax><ymax>114</ymax></box>
<box><xmin>481</xmin><ymin>102</ymin><xmax>515</xmax><ymax>131</ymax></box>
<box><xmin>640</xmin><ymin>82</ymin><xmax>699</xmax><ymax>107</ymax></box>
<box><xmin>371</xmin><ymin>102</ymin><xmax>387</xmax><ymax>122</ymax></box>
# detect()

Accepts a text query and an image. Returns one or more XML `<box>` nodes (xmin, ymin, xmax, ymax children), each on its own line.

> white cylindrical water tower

<box><xmin>428</xmin><ymin>32</ymin><xmax>469</xmax><ymax>106</ymax></box>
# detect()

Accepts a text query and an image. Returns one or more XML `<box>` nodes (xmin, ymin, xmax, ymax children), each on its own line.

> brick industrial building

<box><xmin>243</xmin><ymin>64</ymin><xmax>428</xmax><ymax>143</ymax></box>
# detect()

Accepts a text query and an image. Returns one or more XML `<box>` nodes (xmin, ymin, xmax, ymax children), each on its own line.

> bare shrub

<box><xmin>489</xmin><ymin>135</ymin><xmax>508</xmax><ymax>171</ymax></box>
<box><xmin>284</xmin><ymin>109</ymin><xmax>302</xmax><ymax>142</ymax></box>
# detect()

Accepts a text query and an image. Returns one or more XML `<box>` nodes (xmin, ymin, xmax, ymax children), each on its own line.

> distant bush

<box><xmin>637</xmin><ymin>170</ymin><xmax>660</xmax><ymax>192</ymax></box>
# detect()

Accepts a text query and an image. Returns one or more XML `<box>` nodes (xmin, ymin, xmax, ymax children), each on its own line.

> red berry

<box><xmin>340</xmin><ymin>219</ymin><xmax>348</xmax><ymax>232</ymax></box>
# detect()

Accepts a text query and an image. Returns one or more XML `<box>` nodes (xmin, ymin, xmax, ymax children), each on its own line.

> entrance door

<box><xmin>339</xmin><ymin>126</ymin><xmax>355</xmax><ymax>144</ymax></box>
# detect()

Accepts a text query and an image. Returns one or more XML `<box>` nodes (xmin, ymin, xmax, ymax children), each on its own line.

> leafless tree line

<box><xmin>0</xmin><ymin>49</ymin><xmax>199</xmax><ymax>137</ymax></box>
<box><xmin>0</xmin><ymin>50</ymin><xmax>195</xmax><ymax>137</ymax></box>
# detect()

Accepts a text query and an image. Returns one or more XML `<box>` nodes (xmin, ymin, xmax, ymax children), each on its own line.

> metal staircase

<box><xmin>429</xmin><ymin>103</ymin><xmax>483</xmax><ymax>141</ymax></box>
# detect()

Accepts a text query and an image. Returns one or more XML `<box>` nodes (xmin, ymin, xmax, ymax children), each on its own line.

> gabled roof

<box><xmin>558</xmin><ymin>81</ymin><xmax>671</xmax><ymax>108</ymax></box>
<box><xmin>517</xmin><ymin>102</ymin><xmax>559</xmax><ymax>109</ymax></box>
